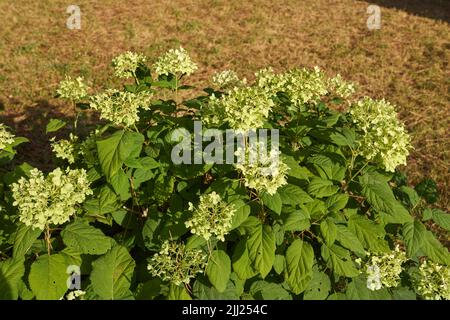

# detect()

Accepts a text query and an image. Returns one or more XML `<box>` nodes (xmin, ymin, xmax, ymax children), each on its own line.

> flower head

<box><xmin>50</xmin><ymin>133</ymin><xmax>78</xmax><ymax>164</ymax></box>
<box><xmin>235</xmin><ymin>142</ymin><xmax>289</xmax><ymax>195</ymax></box>
<box><xmin>212</xmin><ymin>70</ymin><xmax>246</xmax><ymax>90</ymax></box>
<box><xmin>0</xmin><ymin>124</ymin><xmax>15</xmax><ymax>150</ymax></box>
<box><xmin>256</xmin><ymin>66</ymin><xmax>329</xmax><ymax>108</ymax></box>
<box><xmin>350</xmin><ymin>97</ymin><xmax>411</xmax><ymax>172</ymax></box>
<box><xmin>11</xmin><ymin>167</ymin><xmax>93</xmax><ymax>230</ymax></box>
<box><xmin>328</xmin><ymin>74</ymin><xmax>355</xmax><ymax>98</ymax></box>
<box><xmin>203</xmin><ymin>86</ymin><xmax>274</xmax><ymax>132</ymax></box>
<box><xmin>413</xmin><ymin>260</ymin><xmax>450</xmax><ymax>300</ymax></box>
<box><xmin>185</xmin><ymin>192</ymin><xmax>236</xmax><ymax>241</ymax></box>
<box><xmin>111</xmin><ymin>51</ymin><xmax>147</xmax><ymax>79</ymax></box>
<box><xmin>360</xmin><ymin>245</ymin><xmax>407</xmax><ymax>291</ymax></box>
<box><xmin>153</xmin><ymin>46</ymin><xmax>198</xmax><ymax>77</ymax></box>
<box><xmin>56</xmin><ymin>76</ymin><xmax>88</xmax><ymax>101</ymax></box>
<box><xmin>147</xmin><ymin>240</ymin><xmax>207</xmax><ymax>286</ymax></box>
<box><xmin>89</xmin><ymin>89</ymin><xmax>152</xmax><ymax>127</ymax></box>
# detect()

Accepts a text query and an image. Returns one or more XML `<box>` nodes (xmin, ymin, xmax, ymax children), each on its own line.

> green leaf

<box><xmin>307</xmin><ymin>154</ymin><xmax>345</xmax><ymax>181</ymax></box>
<box><xmin>232</xmin><ymin>240</ymin><xmax>258</xmax><ymax>280</ymax></box>
<box><xmin>246</xmin><ymin>223</ymin><xmax>276</xmax><ymax>278</ymax></box>
<box><xmin>348</xmin><ymin>215</ymin><xmax>389</xmax><ymax>252</ymax></box>
<box><xmin>284</xmin><ymin>156</ymin><xmax>312</xmax><ymax>180</ymax></box>
<box><xmin>29</xmin><ymin>254</ymin><xmax>68</xmax><ymax>300</ymax></box>
<box><xmin>422</xmin><ymin>230</ymin><xmax>450</xmax><ymax>265</ymax></box>
<box><xmin>426</xmin><ymin>209</ymin><xmax>450</xmax><ymax>231</ymax></box>
<box><xmin>83</xmin><ymin>185</ymin><xmax>119</xmax><ymax>215</ymax></box>
<box><xmin>90</xmin><ymin>245</ymin><xmax>136</xmax><ymax>299</ymax></box>
<box><xmin>282</xmin><ymin>210</ymin><xmax>310</xmax><ymax>232</ymax></box>
<box><xmin>300</xmin><ymin>199</ymin><xmax>327</xmax><ymax>220</ymax></box>
<box><xmin>167</xmin><ymin>284</ymin><xmax>191</xmax><ymax>300</ymax></box>
<box><xmin>193</xmin><ymin>276</ymin><xmax>239</xmax><ymax>300</ymax></box>
<box><xmin>359</xmin><ymin>173</ymin><xmax>412</xmax><ymax>224</ymax></box>
<box><xmin>402</xmin><ymin>220</ymin><xmax>427</xmax><ymax>258</ymax></box>
<box><xmin>325</xmin><ymin>193</ymin><xmax>349</xmax><ymax>212</ymax></box>
<box><xmin>415</xmin><ymin>178</ymin><xmax>439</xmax><ymax>204</ymax></box>
<box><xmin>303</xmin><ymin>269</ymin><xmax>331</xmax><ymax>300</ymax></box>
<box><xmin>397</xmin><ymin>186</ymin><xmax>420</xmax><ymax>208</ymax></box>
<box><xmin>97</xmin><ymin>130</ymin><xmax>144</xmax><ymax>180</ymax></box>
<box><xmin>320</xmin><ymin>218</ymin><xmax>337</xmax><ymax>246</ymax></box>
<box><xmin>13</xmin><ymin>224</ymin><xmax>42</xmax><ymax>258</ymax></box>
<box><xmin>392</xmin><ymin>287</ymin><xmax>417</xmax><ymax>300</ymax></box>
<box><xmin>0</xmin><ymin>258</ymin><xmax>25</xmax><ymax>300</ymax></box>
<box><xmin>206</xmin><ymin>250</ymin><xmax>231</xmax><ymax>293</ymax></box>
<box><xmin>110</xmin><ymin>169</ymin><xmax>131</xmax><ymax>201</ymax></box>
<box><xmin>249</xmin><ymin>281</ymin><xmax>292</xmax><ymax>300</ymax></box>
<box><xmin>260</xmin><ymin>192</ymin><xmax>282</xmax><ymax>215</ymax></box>
<box><xmin>278</xmin><ymin>184</ymin><xmax>313</xmax><ymax>205</ymax></box>
<box><xmin>61</xmin><ymin>220</ymin><xmax>112</xmax><ymax>255</ymax></box>
<box><xmin>273</xmin><ymin>254</ymin><xmax>285</xmax><ymax>275</ymax></box>
<box><xmin>45</xmin><ymin>118</ymin><xmax>66</xmax><ymax>133</ymax></box>
<box><xmin>321</xmin><ymin>244</ymin><xmax>359</xmax><ymax>278</ymax></box>
<box><xmin>346</xmin><ymin>277</ymin><xmax>391</xmax><ymax>300</ymax></box>
<box><xmin>308</xmin><ymin>177</ymin><xmax>339</xmax><ymax>198</ymax></box>
<box><xmin>335</xmin><ymin>225</ymin><xmax>366</xmax><ymax>256</ymax></box>
<box><xmin>230</xmin><ymin>200</ymin><xmax>251</xmax><ymax>230</ymax></box>
<box><xmin>285</xmin><ymin>239</ymin><xmax>314</xmax><ymax>295</ymax></box>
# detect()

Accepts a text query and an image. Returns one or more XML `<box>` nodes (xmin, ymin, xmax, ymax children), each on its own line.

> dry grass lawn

<box><xmin>0</xmin><ymin>0</ymin><xmax>449</xmax><ymax>212</ymax></box>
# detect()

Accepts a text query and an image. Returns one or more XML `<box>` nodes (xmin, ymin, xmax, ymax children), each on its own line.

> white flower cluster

<box><xmin>235</xmin><ymin>143</ymin><xmax>289</xmax><ymax>195</ymax></box>
<box><xmin>89</xmin><ymin>89</ymin><xmax>152</xmax><ymax>127</ymax></box>
<box><xmin>11</xmin><ymin>167</ymin><xmax>93</xmax><ymax>230</ymax></box>
<box><xmin>50</xmin><ymin>133</ymin><xmax>78</xmax><ymax>164</ymax></box>
<box><xmin>328</xmin><ymin>74</ymin><xmax>356</xmax><ymax>98</ymax></box>
<box><xmin>147</xmin><ymin>240</ymin><xmax>207</xmax><ymax>286</ymax></box>
<box><xmin>111</xmin><ymin>51</ymin><xmax>147</xmax><ymax>79</ymax></box>
<box><xmin>66</xmin><ymin>290</ymin><xmax>86</xmax><ymax>300</ymax></box>
<box><xmin>357</xmin><ymin>245</ymin><xmax>407</xmax><ymax>291</ymax></box>
<box><xmin>414</xmin><ymin>260</ymin><xmax>450</xmax><ymax>300</ymax></box>
<box><xmin>212</xmin><ymin>70</ymin><xmax>246</xmax><ymax>90</ymax></box>
<box><xmin>203</xmin><ymin>87</ymin><xmax>274</xmax><ymax>132</ymax></box>
<box><xmin>255</xmin><ymin>66</ymin><xmax>329</xmax><ymax>107</ymax></box>
<box><xmin>153</xmin><ymin>47</ymin><xmax>198</xmax><ymax>77</ymax></box>
<box><xmin>349</xmin><ymin>97</ymin><xmax>411</xmax><ymax>172</ymax></box>
<box><xmin>185</xmin><ymin>192</ymin><xmax>236</xmax><ymax>242</ymax></box>
<box><xmin>56</xmin><ymin>76</ymin><xmax>88</xmax><ymax>101</ymax></box>
<box><xmin>0</xmin><ymin>123</ymin><xmax>15</xmax><ymax>150</ymax></box>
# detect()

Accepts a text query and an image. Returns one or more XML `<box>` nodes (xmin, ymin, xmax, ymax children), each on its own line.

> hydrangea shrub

<box><xmin>0</xmin><ymin>47</ymin><xmax>448</xmax><ymax>300</ymax></box>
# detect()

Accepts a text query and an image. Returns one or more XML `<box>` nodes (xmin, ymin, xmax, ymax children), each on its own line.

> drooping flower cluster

<box><xmin>11</xmin><ymin>167</ymin><xmax>93</xmax><ymax>230</ymax></box>
<box><xmin>147</xmin><ymin>240</ymin><xmax>207</xmax><ymax>286</ymax></box>
<box><xmin>255</xmin><ymin>66</ymin><xmax>329</xmax><ymax>108</ymax></box>
<box><xmin>50</xmin><ymin>133</ymin><xmax>78</xmax><ymax>164</ymax></box>
<box><xmin>357</xmin><ymin>245</ymin><xmax>407</xmax><ymax>291</ymax></box>
<box><xmin>185</xmin><ymin>192</ymin><xmax>236</xmax><ymax>241</ymax></box>
<box><xmin>89</xmin><ymin>89</ymin><xmax>152</xmax><ymax>127</ymax></box>
<box><xmin>413</xmin><ymin>260</ymin><xmax>450</xmax><ymax>300</ymax></box>
<box><xmin>0</xmin><ymin>123</ymin><xmax>15</xmax><ymax>150</ymax></box>
<box><xmin>56</xmin><ymin>76</ymin><xmax>88</xmax><ymax>101</ymax></box>
<box><xmin>212</xmin><ymin>70</ymin><xmax>246</xmax><ymax>90</ymax></box>
<box><xmin>328</xmin><ymin>74</ymin><xmax>356</xmax><ymax>98</ymax></box>
<box><xmin>349</xmin><ymin>97</ymin><xmax>411</xmax><ymax>172</ymax></box>
<box><xmin>235</xmin><ymin>142</ymin><xmax>289</xmax><ymax>195</ymax></box>
<box><xmin>203</xmin><ymin>87</ymin><xmax>274</xmax><ymax>132</ymax></box>
<box><xmin>153</xmin><ymin>47</ymin><xmax>198</xmax><ymax>77</ymax></box>
<box><xmin>111</xmin><ymin>51</ymin><xmax>147</xmax><ymax>79</ymax></box>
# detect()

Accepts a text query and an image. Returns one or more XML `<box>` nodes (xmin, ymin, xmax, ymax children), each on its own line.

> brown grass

<box><xmin>0</xmin><ymin>0</ymin><xmax>449</xmax><ymax>210</ymax></box>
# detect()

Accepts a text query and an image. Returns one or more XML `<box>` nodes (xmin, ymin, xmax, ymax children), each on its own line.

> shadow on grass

<box><xmin>1</xmin><ymin>99</ymin><xmax>75</xmax><ymax>171</ymax></box>
<box><xmin>366</xmin><ymin>0</ymin><xmax>450</xmax><ymax>22</ymax></box>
